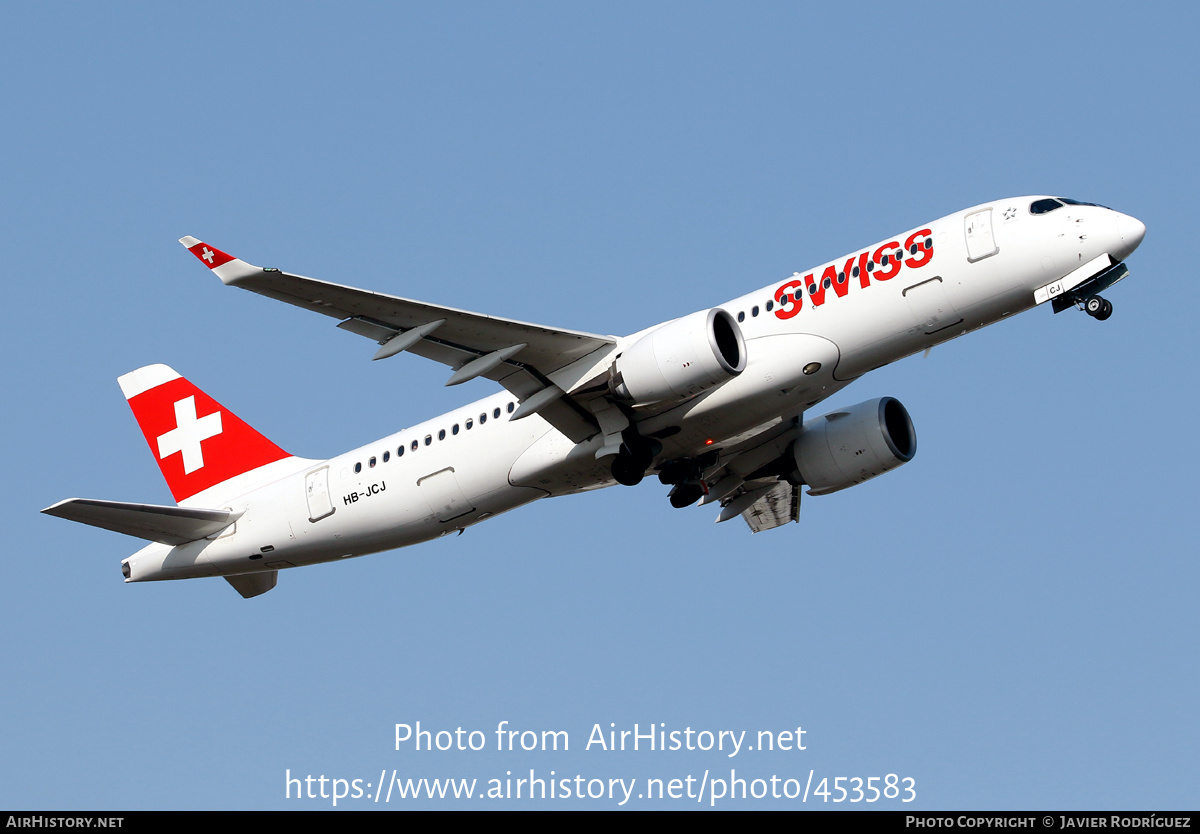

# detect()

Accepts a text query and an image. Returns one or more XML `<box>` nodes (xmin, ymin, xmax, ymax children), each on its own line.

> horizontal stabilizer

<box><xmin>41</xmin><ymin>498</ymin><xmax>242</xmax><ymax>545</ymax></box>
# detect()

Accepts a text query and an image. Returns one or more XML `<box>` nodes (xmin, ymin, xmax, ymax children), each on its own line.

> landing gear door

<box><xmin>305</xmin><ymin>466</ymin><xmax>335</xmax><ymax>522</ymax></box>
<box><xmin>965</xmin><ymin>208</ymin><xmax>999</xmax><ymax>262</ymax></box>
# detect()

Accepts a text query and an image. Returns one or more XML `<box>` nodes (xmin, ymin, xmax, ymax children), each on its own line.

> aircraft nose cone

<box><xmin>1114</xmin><ymin>212</ymin><xmax>1146</xmax><ymax>260</ymax></box>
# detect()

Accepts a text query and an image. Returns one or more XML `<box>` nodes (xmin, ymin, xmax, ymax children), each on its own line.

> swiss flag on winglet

<box><xmin>184</xmin><ymin>240</ymin><xmax>234</xmax><ymax>270</ymax></box>
<box><xmin>119</xmin><ymin>365</ymin><xmax>290</xmax><ymax>503</ymax></box>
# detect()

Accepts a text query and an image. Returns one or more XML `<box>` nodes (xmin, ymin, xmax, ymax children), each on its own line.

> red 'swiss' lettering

<box><xmin>856</xmin><ymin>251</ymin><xmax>872</xmax><ymax>289</ymax></box>
<box><xmin>872</xmin><ymin>241</ymin><xmax>902</xmax><ymax>281</ymax></box>
<box><xmin>774</xmin><ymin>278</ymin><xmax>805</xmax><ymax>319</ymax></box>
<box><xmin>904</xmin><ymin>229</ymin><xmax>934</xmax><ymax>269</ymax></box>
<box><xmin>807</xmin><ymin>257</ymin><xmax>856</xmax><ymax>307</ymax></box>
<box><xmin>773</xmin><ymin>228</ymin><xmax>935</xmax><ymax>318</ymax></box>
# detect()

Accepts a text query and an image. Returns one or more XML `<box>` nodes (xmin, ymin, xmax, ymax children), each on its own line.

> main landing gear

<box><xmin>656</xmin><ymin>457</ymin><xmax>711</xmax><ymax>508</ymax></box>
<box><xmin>611</xmin><ymin>451</ymin><xmax>649</xmax><ymax>486</ymax></box>
<box><xmin>667</xmin><ymin>482</ymin><xmax>705</xmax><ymax>508</ymax></box>
<box><xmin>610</xmin><ymin>429</ymin><xmax>662</xmax><ymax>487</ymax></box>
<box><xmin>1084</xmin><ymin>295</ymin><xmax>1113</xmax><ymax>321</ymax></box>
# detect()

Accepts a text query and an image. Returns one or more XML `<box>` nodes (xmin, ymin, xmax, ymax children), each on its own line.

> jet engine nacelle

<box><xmin>610</xmin><ymin>308</ymin><xmax>746</xmax><ymax>405</ymax></box>
<box><xmin>792</xmin><ymin>397</ymin><xmax>916</xmax><ymax>495</ymax></box>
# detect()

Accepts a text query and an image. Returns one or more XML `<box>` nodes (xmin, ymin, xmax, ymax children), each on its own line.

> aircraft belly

<box><xmin>509</xmin><ymin>425</ymin><xmax>613</xmax><ymax>495</ymax></box>
<box><xmin>632</xmin><ymin>334</ymin><xmax>846</xmax><ymax>460</ymax></box>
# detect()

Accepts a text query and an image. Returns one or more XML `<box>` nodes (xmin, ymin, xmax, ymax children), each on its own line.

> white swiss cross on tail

<box><xmin>118</xmin><ymin>365</ymin><xmax>291</xmax><ymax>503</ymax></box>
<box><xmin>156</xmin><ymin>396</ymin><xmax>222</xmax><ymax>474</ymax></box>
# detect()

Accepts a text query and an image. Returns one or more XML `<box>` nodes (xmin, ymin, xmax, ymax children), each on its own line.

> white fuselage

<box><xmin>123</xmin><ymin>197</ymin><xmax>1144</xmax><ymax>584</ymax></box>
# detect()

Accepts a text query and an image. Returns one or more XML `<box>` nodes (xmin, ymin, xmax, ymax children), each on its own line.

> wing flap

<box><xmin>740</xmin><ymin>482</ymin><xmax>800</xmax><ymax>533</ymax></box>
<box><xmin>42</xmin><ymin>498</ymin><xmax>242</xmax><ymax>545</ymax></box>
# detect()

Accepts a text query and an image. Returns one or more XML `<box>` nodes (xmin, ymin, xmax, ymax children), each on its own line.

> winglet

<box><xmin>178</xmin><ymin>237</ymin><xmax>261</xmax><ymax>284</ymax></box>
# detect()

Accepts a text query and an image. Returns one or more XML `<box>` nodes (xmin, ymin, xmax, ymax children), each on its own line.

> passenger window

<box><xmin>383</xmin><ymin>451</ymin><xmax>389</xmax><ymax>463</ymax></box>
<box><xmin>452</xmin><ymin>424</ymin><xmax>459</xmax><ymax>435</ymax></box>
<box><xmin>751</xmin><ymin>306</ymin><xmax>759</xmax><ymax>317</ymax></box>
<box><xmin>493</xmin><ymin>408</ymin><xmax>501</xmax><ymax>419</ymax></box>
<box><xmin>480</xmin><ymin>413</ymin><xmax>487</xmax><ymax>424</ymax></box>
<box><xmin>369</xmin><ymin>456</ymin><xmax>376</xmax><ymax>468</ymax></box>
<box><xmin>438</xmin><ymin>429</ymin><xmax>446</xmax><ymax>440</ymax></box>
<box><xmin>424</xmin><ymin>435</ymin><xmax>432</xmax><ymax>446</ymax></box>
<box><xmin>354</xmin><ymin>462</ymin><xmax>362</xmax><ymax>474</ymax></box>
<box><xmin>466</xmin><ymin>419</ymin><xmax>473</xmax><ymax>430</ymax></box>
<box><xmin>737</xmin><ymin>311</ymin><xmax>745</xmax><ymax>322</ymax></box>
<box><xmin>507</xmin><ymin>402</ymin><xmax>514</xmax><ymax>414</ymax></box>
<box><xmin>765</xmin><ymin>300</ymin><xmax>774</xmax><ymax>312</ymax></box>
<box><xmin>397</xmin><ymin>446</ymin><xmax>404</xmax><ymax>457</ymax></box>
<box><xmin>411</xmin><ymin>440</ymin><xmax>419</xmax><ymax>451</ymax></box>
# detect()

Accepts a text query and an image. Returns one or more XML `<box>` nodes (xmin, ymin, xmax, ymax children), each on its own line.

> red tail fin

<box><xmin>118</xmin><ymin>365</ymin><xmax>291</xmax><ymax>503</ymax></box>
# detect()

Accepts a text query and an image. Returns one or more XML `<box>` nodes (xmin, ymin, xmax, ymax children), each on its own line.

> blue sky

<box><xmin>2</xmin><ymin>2</ymin><xmax>1195</xmax><ymax>810</ymax></box>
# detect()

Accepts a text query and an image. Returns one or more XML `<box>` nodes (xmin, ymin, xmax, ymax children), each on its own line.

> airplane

<box><xmin>42</xmin><ymin>196</ymin><xmax>1146</xmax><ymax>598</ymax></box>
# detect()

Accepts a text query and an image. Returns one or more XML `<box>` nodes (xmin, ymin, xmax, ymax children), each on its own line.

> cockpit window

<box><xmin>1059</xmin><ymin>197</ymin><xmax>1110</xmax><ymax>209</ymax></box>
<box><xmin>1032</xmin><ymin>197</ymin><xmax>1111</xmax><ymax>214</ymax></box>
<box><xmin>1030</xmin><ymin>198</ymin><xmax>1064</xmax><ymax>215</ymax></box>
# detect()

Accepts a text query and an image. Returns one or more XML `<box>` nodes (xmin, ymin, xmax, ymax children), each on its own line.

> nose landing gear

<box><xmin>1084</xmin><ymin>295</ymin><xmax>1113</xmax><ymax>321</ymax></box>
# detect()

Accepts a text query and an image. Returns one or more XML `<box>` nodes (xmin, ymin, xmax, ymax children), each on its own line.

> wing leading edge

<box><xmin>179</xmin><ymin>237</ymin><xmax>617</xmax><ymax>442</ymax></box>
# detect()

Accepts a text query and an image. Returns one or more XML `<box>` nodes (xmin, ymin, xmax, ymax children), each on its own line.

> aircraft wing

<box><xmin>697</xmin><ymin>416</ymin><xmax>803</xmax><ymax>532</ymax></box>
<box><xmin>180</xmin><ymin>238</ymin><xmax>617</xmax><ymax>442</ymax></box>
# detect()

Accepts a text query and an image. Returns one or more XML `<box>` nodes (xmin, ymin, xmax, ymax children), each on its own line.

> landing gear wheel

<box><xmin>611</xmin><ymin>454</ymin><xmax>645</xmax><ymax>487</ymax></box>
<box><xmin>668</xmin><ymin>483</ymin><xmax>704</xmax><ymax>508</ymax></box>
<box><xmin>1085</xmin><ymin>295</ymin><xmax>1112</xmax><ymax>320</ymax></box>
